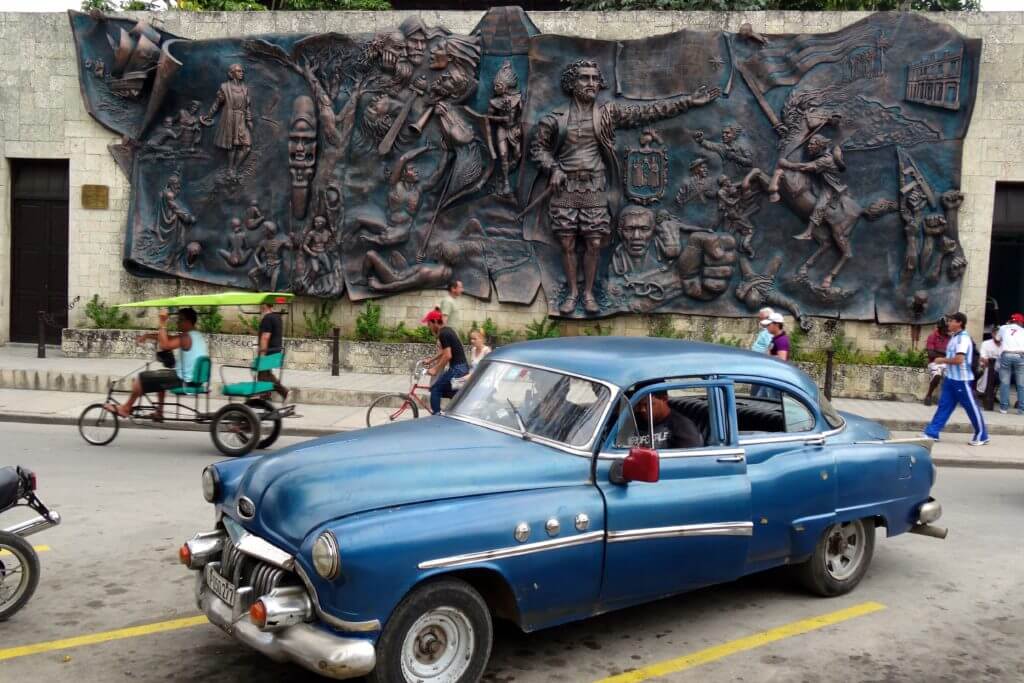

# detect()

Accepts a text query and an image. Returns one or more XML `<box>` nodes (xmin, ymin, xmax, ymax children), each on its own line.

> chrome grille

<box><xmin>218</xmin><ymin>531</ymin><xmax>295</xmax><ymax>597</ymax></box>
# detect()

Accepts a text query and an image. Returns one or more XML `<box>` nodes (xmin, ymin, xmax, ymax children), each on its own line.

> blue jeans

<box><xmin>925</xmin><ymin>378</ymin><xmax>988</xmax><ymax>442</ymax></box>
<box><xmin>998</xmin><ymin>352</ymin><xmax>1024</xmax><ymax>413</ymax></box>
<box><xmin>430</xmin><ymin>363</ymin><xmax>468</xmax><ymax>414</ymax></box>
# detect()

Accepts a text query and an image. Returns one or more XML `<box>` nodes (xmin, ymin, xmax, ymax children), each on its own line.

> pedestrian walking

<box><xmin>923</xmin><ymin>312</ymin><xmax>988</xmax><ymax>445</ymax></box>
<box><xmin>751</xmin><ymin>307</ymin><xmax>774</xmax><ymax>354</ymax></box>
<box><xmin>995</xmin><ymin>312</ymin><xmax>1024</xmax><ymax>414</ymax></box>
<box><xmin>977</xmin><ymin>332</ymin><xmax>1000</xmax><ymax>405</ymax></box>
<box><xmin>923</xmin><ymin>319</ymin><xmax>950</xmax><ymax>406</ymax></box>
<box><xmin>256</xmin><ymin>300</ymin><xmax>288</xmax><ymax>399</ymax></box>
<box><xmin>439</xmin><ymin>279</ymin><xmax>464</xmax><ymax>337</ymax></box>
<box><xmin>761</xmin><ymin>312</ymin><xmax>790</xmax><ymax>361</ymax></box>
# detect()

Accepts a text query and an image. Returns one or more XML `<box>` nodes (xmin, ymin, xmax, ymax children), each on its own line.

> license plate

<box><xmin>205</xmin><ymin>563</ymin><xmax>236</xmax><ymax>607</ymax></box>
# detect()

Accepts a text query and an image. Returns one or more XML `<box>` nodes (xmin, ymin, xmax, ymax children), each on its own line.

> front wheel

<box><xmin>795</xmin><ymin>518</ymin><xmax>875</xmax><ymax>597</ymax></box>
<box><xmin>0</xmin><ymin>531</ymin><xmax>40</xmax><ymax>621</ymax></box>
<box><xmin>78</xmin><ymin>403</ymin><xmax>120</xmax><ymax>446</ymax></box>
<box><xmin>369</xmin><ymin>578</ymin><xmax>492</xmax><ymax>683</ymax></box>
<box><xmin>366</xmin><ymin>393</ymin><xmax>419</xmax><ymax>428</ymax></box>
<box><xmin>210</xmin><ymin>404</ymin><xmax>261</xmax><ymax>457</ymax></box>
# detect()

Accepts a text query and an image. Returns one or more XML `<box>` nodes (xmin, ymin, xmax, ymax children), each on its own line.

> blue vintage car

<box><xmin>180</xmin><ymin>337</ymin><xmax>944</xmax><ymax>682</ymax></box>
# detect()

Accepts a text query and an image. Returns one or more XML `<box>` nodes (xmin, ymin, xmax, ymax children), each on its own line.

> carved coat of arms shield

<box><xmin>623</xmin><ymin>145</ymin><xmax>668</xmax><ymax>206</ymax></box>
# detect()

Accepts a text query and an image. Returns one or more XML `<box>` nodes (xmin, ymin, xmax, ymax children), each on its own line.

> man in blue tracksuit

<box><xmin>923</xmin><ymin>312</ymin><xmax>989</xmax><ymax>446</ymax></box>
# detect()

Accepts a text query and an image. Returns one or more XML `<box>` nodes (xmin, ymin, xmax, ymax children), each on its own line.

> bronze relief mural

<box><xmin>69</xmin><ymin>8</ymin><xmax>980</xmax><ymax>324</ymax></box>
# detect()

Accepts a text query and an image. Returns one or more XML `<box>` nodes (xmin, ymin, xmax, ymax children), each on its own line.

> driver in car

<box><xmin>633</xmin><ymin>391</ymin><xmax>703</xmax><ymax>450</ymax></box>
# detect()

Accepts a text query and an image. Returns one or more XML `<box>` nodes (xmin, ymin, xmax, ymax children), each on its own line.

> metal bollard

<box><xmin>824</xmin><ymin>349</ymin><xmax>835</xmax><ymax>401</ymax></box>
<box><xmin>37</xmin><ymin>311</ymin><xmax>47</xmax><ymax>359</ymax></box>
<box><xmin>331</xmin><ymin>327</ymin><xmax>340</xmax><ymax>377</ymax></box>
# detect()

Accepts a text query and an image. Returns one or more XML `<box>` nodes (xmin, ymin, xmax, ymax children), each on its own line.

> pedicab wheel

<box><xmin>210</xmin><ymin>404</ymin><xmax>261</xmax><ymax>457</ymax></box>
<box><xmin>78</xmin><ymin>403</ymin><xmax>120</xmax><ymax>446</ymax></box>
<box><xmin>0</xmin><ymin>530</ymin><xmax>40</xmax><ymax>622</ymax></box>
<box><xmin>245</xmin><ymin>398</ymin><xmax>282</xmax><ymax>450</ymax></box>
<box><xmin>366</xmin><ymin>393</ymin><xmax>419</xmax><ymax>428</ymax></box>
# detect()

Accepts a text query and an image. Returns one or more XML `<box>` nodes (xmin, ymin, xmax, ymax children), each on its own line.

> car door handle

<box><xmin>716</xmin><ymin>454</ymin><xmax>745</xmax><ymax>463</ymax></box>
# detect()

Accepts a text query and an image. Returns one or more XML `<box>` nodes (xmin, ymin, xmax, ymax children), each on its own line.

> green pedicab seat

<box><xmin>220</xmin><ymin>352</ymin><xmax>283</xmax><ymax>398</ymax></box>
<box><xmin>170</xmin><ymin>356</ymin><xmax>211</xmax><ymax>396</ymax></box>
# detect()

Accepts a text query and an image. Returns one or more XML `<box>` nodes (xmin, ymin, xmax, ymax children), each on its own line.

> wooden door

<box><xmin>10</xmin><ymin>160</ymin><xmax>69</xmax><ymax>344</ymax></box>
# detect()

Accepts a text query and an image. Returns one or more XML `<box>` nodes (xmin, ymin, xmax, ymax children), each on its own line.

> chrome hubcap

<box><xmin>400</xmin><ymin>607</ymin><xmax>474</xmax><ymax>682</ymax></box>
<box><xmin>823</xmin><ymin>520</ymin><xmax>866</xmax><ymax>581</ymax></box>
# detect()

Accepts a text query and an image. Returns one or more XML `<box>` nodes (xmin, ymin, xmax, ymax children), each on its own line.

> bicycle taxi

<box><xmin>76</xmin><ymin>292</ymin><xmax>297</xmax><ymax>457</ymax></box>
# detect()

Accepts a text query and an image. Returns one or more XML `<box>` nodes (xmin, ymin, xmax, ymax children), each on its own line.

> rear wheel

<box><xmin>246</xmin><ymin>398</ymin><xmax>282</xmax><ymax>449</ymax></box>
<box><xmin>210</xmin><ymin>404</ymin><xmax>261</xmax><ymax>457</ymax></box>
<box><xmin>0</xmin><ymin>531</ymin><xmax>39</xmax><ymax>621</ymax></box>
<box><xmin>366</xmin><ymin>393</ymin><xmax>419</xmax><ymax>428</ymax></box>
<box><xmin>78</xmin><ymin>403</ymin><xmax>120</xmax><ymax>446</ymax></box>
<box><xmin>369</xmin><ymin>578</ymin><xmax>492</xmax><ymax>683</ymax></box>
<box><xmin>795</xmin><ymin>518</ymin><xmax>875</xmax><ymax>597</ymax></box>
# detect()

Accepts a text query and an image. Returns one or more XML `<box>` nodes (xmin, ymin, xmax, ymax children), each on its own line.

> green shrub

<box><xmin>353</xmin><ymin>301</ymin><xmax>383</xmax><ymax>341</ymax></box>
<box><xmin>584</xmin><ymin>322</ymin><xmax>612</xmax><ymax>336</ymax></box>
<box><xmin>195</xmin><ymin>306</ymin><xmax>224</xmax><ymax>335</ymax></box>
<box><xmin>874</xmin><ymin>346</ymin><xmax>928</xmax><ymax>368</ymax></box>
<box><xmin>85</xmin><ymin>294</ymin><xmax>130</xmax><ymax>329</ymax></box>
<box><xmin>646</xmin><ymin>316</ymin><xmax>678</xmax><ymax>339</ymax></box>
<box><xmin>382</xmin><ymin>321</ymin><xmax>434</xmax><ymax>344</ymax></box>
<box><xmin>239</xmin><ymin>314</ymin><xmax>262</xmax><ymax>335</ymax></box>
<box><xmin>715</xmin><ymin>335</ymin><xmax>744</xmax><ymax>348</ymax></box>
<box><xmin>525</xmin><ymin>318</ymin><xmax>560</xmax><ymax>340</ymax></box>
<box><xmin>305</xmin><ymin>301</ymin><xmax>336</xmax><ymax>339</ymax></box>
<box><xmin>469</xmin><ymin>317</ymin><xmax>520</xmax><ymax>346</ymax></box>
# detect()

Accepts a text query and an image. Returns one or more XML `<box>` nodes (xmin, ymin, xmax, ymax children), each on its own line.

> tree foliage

<box><xmin>564</xmin><ymin>0</ymin><xmax>978</xmax><ymax>10</ymax></box>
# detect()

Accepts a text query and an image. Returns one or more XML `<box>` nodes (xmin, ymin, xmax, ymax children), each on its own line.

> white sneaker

<box><xmin>998</xmin><ymin>408</ymin><xmax>1008</xmax><ymax>414</ymax></box>
<box><xmin>968</xmin><ymin>438</ymin><xmax>989</xmax><ymax>446</ymax></box>
<box><xmin>920</xmin><ymin>432</ymin><xmax>938</xmax><ymax>441</ymax></box>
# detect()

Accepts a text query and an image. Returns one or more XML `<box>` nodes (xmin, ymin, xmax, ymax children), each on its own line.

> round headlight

<box><xmin>201</xmin><ymin>467</ymin><xmax>218</xmax><ymax>503</ymax></box>
<box><xmin>312</xmin><ymin>531</ymin><xmax>339</xmax><ymax>580</ymax></box>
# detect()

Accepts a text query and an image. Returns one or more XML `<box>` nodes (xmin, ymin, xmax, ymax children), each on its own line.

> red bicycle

<box><xmin>365</xmin><ymin>361</ymin><xmax>434</xmax><ymax>427</ymax></box>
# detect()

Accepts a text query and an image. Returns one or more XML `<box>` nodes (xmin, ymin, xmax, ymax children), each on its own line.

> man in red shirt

<box><xmin>924</xmin><ymin>319</ymin><xmax>950</xmax><ymax>406</ymax></box>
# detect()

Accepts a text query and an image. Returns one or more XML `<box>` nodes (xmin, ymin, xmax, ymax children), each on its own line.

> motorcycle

<box><xmin>0</xmin><ymin>466</ymin><xmax>61</xmax><ymax>620</ymax></box>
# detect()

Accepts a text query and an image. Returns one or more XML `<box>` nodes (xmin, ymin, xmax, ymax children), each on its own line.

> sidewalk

<box><xmin>2</xmin><ymin>344</ymin><xmax>1022</xmax><ymax>468</ymax></box>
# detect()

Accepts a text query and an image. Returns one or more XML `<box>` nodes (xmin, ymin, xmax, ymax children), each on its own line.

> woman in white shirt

<box><xmin>452</xmin><ymin>329</ymin><xmax>492</xmax><ymax>391</ymax></box>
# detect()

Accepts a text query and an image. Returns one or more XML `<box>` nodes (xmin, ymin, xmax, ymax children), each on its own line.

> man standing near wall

<box><xmin>751</xmin><ymin>307</ymin><xmax>774</xmax><ymax>354</ymax></box>
<box><xmin>439</xmin><ymin>279</ymin><xmax>463</xmax><ymax>337</ymax></box>
<box><xmin>256</xmin><ymin>301</ymin><xmax>287</xmax><ymax>400</ymax></box>
<box><xmin>761</xmin><ymin>312</ymin><xmax>789</xmax><ymax>361</ymax></box>
<box><xmin>923</xmin><ymin>319</ymin><xmax>950</xmax><ymax>406</ymax></box>
<box><xmin>995</xmin><ymin>312</ymin><xmax>1024</xmax><ymax>415</ymax></box>
<box><xmin>923</xmin><ymin>312</ymin><xmax>988</xmax><ymax>446</ymax></box>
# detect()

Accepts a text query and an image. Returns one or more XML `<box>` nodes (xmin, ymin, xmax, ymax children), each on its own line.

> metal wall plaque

<box><xmin>81</xmin><ymin>184</ymin><xmax>110</xmax><ymax>210</ymax></box>
<box><xmin>68</xmin><ymin>8</ymin><xmax>980</xmax><ymax>325</ymax></box>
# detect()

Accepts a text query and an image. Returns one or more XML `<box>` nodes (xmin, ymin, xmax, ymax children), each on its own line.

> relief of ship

<box><xmin>106</xmin><ymin>20</ymin><xmax>162</xmax><ymax>98</ymax></box>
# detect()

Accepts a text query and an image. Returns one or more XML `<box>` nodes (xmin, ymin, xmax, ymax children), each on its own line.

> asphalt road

<box><xmin>0</xmin><ymin>422</ymin><xmax>1022</xmax><ymax>683</ymax></box>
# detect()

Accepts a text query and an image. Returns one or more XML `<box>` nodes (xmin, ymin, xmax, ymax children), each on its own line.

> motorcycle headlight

<box><xmin>201</xmin><ymin>467</ymin><xmax>219</xmax><ymax>503</ymax></box>
<box><xmin>312</xmin><ymin>531</ymin><xmax>340</xmax><ymax>580</ymax></box>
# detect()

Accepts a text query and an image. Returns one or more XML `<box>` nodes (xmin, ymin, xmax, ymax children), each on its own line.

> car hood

<box><xmin>233</xmin><ymin>416</ymin><xmax>593</xmax><ymax>550</ymax></box>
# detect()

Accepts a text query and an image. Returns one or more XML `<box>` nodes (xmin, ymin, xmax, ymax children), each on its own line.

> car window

<box><xmin>614</xmin><ymin>386</ymin><xmax>711</xmax><ymax>450</ymax></box>
<box><xmin>782</xmin><ymin>394</ymin><xmax>815</xmax><ymax>432</ymax></box>
<box><xmin>818</xmin><ymin>389</ymin><xmax>845</xmax><ymax>429</ymax></box>
<box><xmin>449</xmin><ymin>361</ymin><xmax>611</xmax><ymax>449</ymax></box>
<box><xmin>734</xmin><ymin>382</ymin><xmax>814</xmax><ymax>434</ymax></box>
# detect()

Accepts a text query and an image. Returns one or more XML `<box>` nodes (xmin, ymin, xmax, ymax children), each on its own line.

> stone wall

<box><xmin>4</xmin><ymin>10</ymin><xmax>1023</xmax><ymax>349</ymax></box>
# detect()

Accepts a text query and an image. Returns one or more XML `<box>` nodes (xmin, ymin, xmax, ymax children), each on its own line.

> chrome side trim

<box><xmin>597</xmin><ymin>447</ymin><xmax>745</xmax><ymax>461</ymax></box>
<box><xmin>738</xmin><ymin>425</ymin><xmax>845</xmax><ymax>447</ymax></box>
<box><xmin>607</xmin><ymin>521</ymin><xmax>753</xmax><ymax>543</ymax></box>
<box><xmin>293</xmin><ymin>563</ymin><xmax>382</xmax><ymax>633</ymax></box>
<box><xmin>418</xmin><ymin>530</ymin><xmax>605</xmax><ymax>570</ymax></box>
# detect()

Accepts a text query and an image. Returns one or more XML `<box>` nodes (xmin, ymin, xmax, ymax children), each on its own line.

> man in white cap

<box><xmin>761</xmin><ymin>311</ymin><xmax>790</xmax><ymax>361</ymax></box>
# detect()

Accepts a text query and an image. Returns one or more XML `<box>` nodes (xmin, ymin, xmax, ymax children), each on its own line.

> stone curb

<box><xmin>2</xmin><ymin>413</ymin><xmax>1022</xmax><ymax>470</ymax></box>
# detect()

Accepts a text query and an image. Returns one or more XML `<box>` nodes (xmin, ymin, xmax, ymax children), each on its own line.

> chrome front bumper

<box><xmin>194</xmin><ymin>563</ymin><xmax>376</xmax><ymax>680</ymax></box>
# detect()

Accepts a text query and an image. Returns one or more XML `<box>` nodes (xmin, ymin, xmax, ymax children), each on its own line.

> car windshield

<box><xmin>448</xmin><ymin>361</ymin><xmax>613</xmax><ymax>449</ymax></box>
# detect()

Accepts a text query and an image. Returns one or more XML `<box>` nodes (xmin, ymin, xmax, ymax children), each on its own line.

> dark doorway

<box><xmin>10</xmin><ymin>159</ymin><xmax>69</xmax><ymax>344</ymax></box>
<box><xmin>986</xmin><ymin>182</ymin><xmax>1024</xmax><ymax>330</ymax></box>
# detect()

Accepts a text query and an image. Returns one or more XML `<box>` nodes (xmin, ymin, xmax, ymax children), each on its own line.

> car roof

<box><xmin>487</xmin><ymin>336</ymin><xmax>819</xmax><ymax>398</ymax></box>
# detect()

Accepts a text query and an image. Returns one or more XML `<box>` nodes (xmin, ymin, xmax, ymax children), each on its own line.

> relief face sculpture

<box><xmin>70</xmin><ymin>9</ymin><xmax>980</xmax><ymax>324</ymax></box>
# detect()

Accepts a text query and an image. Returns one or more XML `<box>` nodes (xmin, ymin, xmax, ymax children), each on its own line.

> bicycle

<box><xmin>365</xmin><ymin>360</ymin><xmax>435</xmax><ymax>427</ymax></box>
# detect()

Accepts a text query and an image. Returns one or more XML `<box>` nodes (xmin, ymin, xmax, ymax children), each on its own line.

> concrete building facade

<box><xmin>2</xmin><ymin>10</ymin><xmax>1023</xmax><ymax>348</ymax></box>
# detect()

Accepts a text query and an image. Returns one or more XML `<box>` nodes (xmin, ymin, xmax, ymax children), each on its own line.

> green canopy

<box><xmin>117</xmin><ymin>292</ymin><xmax>295</xmax><ymax>308</ymax></box>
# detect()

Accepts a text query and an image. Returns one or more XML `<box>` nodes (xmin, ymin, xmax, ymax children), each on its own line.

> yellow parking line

<box><xmin>0</xmin><ymin>544</ymin><xmax>50</xmax><ymax>557</ymax></box>
<box><xmin>595</xmin><ymin>601</ymin><xmax>886</xmax><ymax>683</ymax></box>
<box><xmin>0</xmin><ymin>615</ymin><xmax>209</xmax><ymax>662</ymax></box>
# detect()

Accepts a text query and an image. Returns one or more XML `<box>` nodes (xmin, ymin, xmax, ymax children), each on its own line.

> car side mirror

<box><xmin>609</xmin><ymin>447</ymin><xmax>660</xmax><ymax>485</ymax></box>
